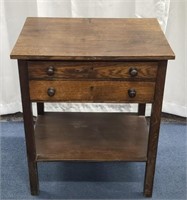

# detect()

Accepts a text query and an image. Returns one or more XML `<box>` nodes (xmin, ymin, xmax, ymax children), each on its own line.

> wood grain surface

<box><xmin>18</xmin><ymin>60</ymin><xmax>39</xmax><ymax>195</ymax></box>
<box><xmin>35</xmin><ymin>112</ymin><xmax>149</xmax><ymax>161</ymax></box>
<box><xmin>28</xmin><ymin>61</ymin><xmax>158</xmax><ymax>81</ymax></box>
<box><xmin>12</xmin><ymin>16</ymin><xmax>175</xmax><ymax>197</ymax></box>
<box><xmin>29</xmin><ymin>80</ymin><xmax>155</xmax><ymax>103</ymax></box>
<box><xmin>144</xmin><ymin>61</ymin><xmax>168</xmax><ymax>197</ymax></box>
<box><xmin>10</xmin><ymin>18</ymin><xmax>175</xmax><ymax>60</ymax></box>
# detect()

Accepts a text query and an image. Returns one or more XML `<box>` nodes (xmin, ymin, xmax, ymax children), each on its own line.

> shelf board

<box><xmin>35</xmin><ymin>112</ymin><xmax>149</xmax><ymax>162</ymax></box>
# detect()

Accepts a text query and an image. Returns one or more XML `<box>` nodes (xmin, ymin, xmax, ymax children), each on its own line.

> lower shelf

<box><xmin>35</xmin><ymin>112</ymin><xmax>149</xmax><ymax>162</ymax></box>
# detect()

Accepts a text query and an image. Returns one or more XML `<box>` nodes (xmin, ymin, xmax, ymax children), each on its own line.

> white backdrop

<box><xmin>0</xmin><ymin>0</ymin><xmax>186</xmax><ymax>117</ymax></box>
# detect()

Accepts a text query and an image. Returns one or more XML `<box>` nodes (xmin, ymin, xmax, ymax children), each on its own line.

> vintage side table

<box><xmin>10</xmin><ymin>18</ymin><xmax>175</xmax><ymax>197</ymax></box>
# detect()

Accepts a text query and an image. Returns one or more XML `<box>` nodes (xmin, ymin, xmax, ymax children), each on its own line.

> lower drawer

<box><xmin>29</xmin><ymin>81</ymin><xmax>155</xmax><ymax>103</ymax></box>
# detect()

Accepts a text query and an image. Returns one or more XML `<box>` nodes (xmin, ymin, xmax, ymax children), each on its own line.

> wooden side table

<box><xmin>10</xmin><ymin>18</ymin><xmax>175</xmax><ymax>197</ymax></box>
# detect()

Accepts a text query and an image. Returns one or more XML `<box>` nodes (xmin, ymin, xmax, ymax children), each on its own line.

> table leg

<box><xmin>144</xmin><ymin>61</ymin><xmax>167</xmax><ymax>197</ymax></box>
<box><xmin>18</xmin><ymin>60</ymin><xmax>39</xmax><ymax>195</ymax></box>
<box><xmin>138</xmin><ymin>104</ymin><xmax>146</xmax><ymax>115</ymax></box>
<box><xmin>37</xmin><ymin>103</ymin><xmax>44</xmax><ymax>115</ymax></box>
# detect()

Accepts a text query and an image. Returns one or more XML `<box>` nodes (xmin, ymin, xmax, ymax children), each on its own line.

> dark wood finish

<box><xmin>28</xmin><ymin>61</ymin><xmax>158</xmax><ymax>81</ymax></box>
<box><xmin>37</xmin><ymin>103</ymin><xmax>44</xmax><ymax>115</ymax></box>
<box><xmin>35</xmin><ymin>112</ymin><xmax>149</xmax><ymax>161</ymax></box>
<box><xmin>11</xmin><ymin>18</ymin><xmax>175</xmax><ymax>197</ymax></box>
<box><xmin>144</xmin><ymin>61</ymin><xmax>167</xmax><ymax>197</ymax></box>
<box><xmin>10</xmin><ymin>18</ymin><xmax>175</xmax><ymax>60</ymax></box>
<box><xmin>29</xmin><ymin>80</ymin><xmax>155</xmax><ymax>103</ymax></box>
<box><xmin>18</xmin><ymin>60</ymin><xmax>39</xmax><ymax>195</ymax></box>
<box><xmin>138</xmin><ymin>104</ymin><xmax>146</xmax><ymax>115</ymax></box>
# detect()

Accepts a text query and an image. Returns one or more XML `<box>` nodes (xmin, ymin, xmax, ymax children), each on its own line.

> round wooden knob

<box><xmin>129</xmin><ymin>67</ymin><xmax>138</xmax><ymax>77</ymax></box>
<box><xmin>47</xmin><ymin>66</ymin><xmax>54</xmax><ymax>76</ymax></box>
<box><xmin>47</xmin><ymin>88</ymin><xmax>56</xmax><ymax>97</ymax></box>
<box><xmin>128</xmin><ymin>88</ymin><xmax>136</xmax><ymax>98</ymax></box>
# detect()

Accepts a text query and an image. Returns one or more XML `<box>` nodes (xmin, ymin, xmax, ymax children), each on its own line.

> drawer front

<box><xmin>29</xmin><ymin>81</ymin><xmax>155</xmax><ymax>103</ymax></box>
<box><xmin>28</xmin><ymin>61</ymin><xmax>158</xmax><ymax>81</ymax></box>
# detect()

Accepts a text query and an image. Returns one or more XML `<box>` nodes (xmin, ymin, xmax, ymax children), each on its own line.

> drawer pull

<box><xmin>47</xmin><ymin>87</ymin><xmax>56</xmax><ymax>97</ymax></box>
<box><xmin>128</xmin><ymin>88</ymin><xmax>136</xmax><ymax>98</ymax></box>
<box><xmin>47</xmin><ymin>66</ymin><xmax>54</xmax><ymax>76</ymax></box>
<box><xmin>129</xmin><ymin>67</ymin><xmax>138</xmax><ymax>77</ymax></box>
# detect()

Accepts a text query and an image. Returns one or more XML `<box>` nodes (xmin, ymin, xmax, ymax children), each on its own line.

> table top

<box><xmin>10</xmin><ymin>17</ymin><xmax>175</xmax><ymax>61</ymax></box>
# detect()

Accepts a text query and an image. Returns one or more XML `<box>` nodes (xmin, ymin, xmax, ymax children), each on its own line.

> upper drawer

<box><xmin>28</xmin><ymin>61</ymin><xmax>158</xmax><ymax>81</ymax></box>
